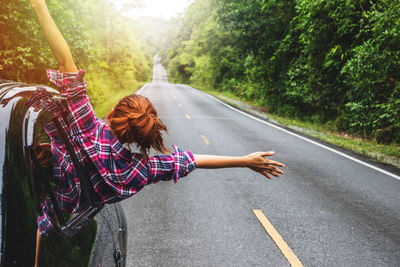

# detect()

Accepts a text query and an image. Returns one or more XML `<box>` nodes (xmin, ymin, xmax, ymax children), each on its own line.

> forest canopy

<box><xmin>164</xmin><ymin>0</ymin><xmax>400</xmax><ymax>144</ymax></box>
<box><xmin>0</xmin><ymin>0</ymin><xmax>152</xmax><ymax>117</ymax></box>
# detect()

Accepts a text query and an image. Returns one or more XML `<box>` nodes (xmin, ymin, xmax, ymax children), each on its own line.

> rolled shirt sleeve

<box><xmin>46</xmin><ymin>69</ymin><xmax>87</xmax><ymax>98</ymax></box>
<box><xmin>146</xmin><ymin>145</ymin><xmax>197</xmax><ymax>184</ymax></box>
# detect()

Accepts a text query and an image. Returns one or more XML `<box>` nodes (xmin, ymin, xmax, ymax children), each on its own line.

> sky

<box><xmin>128</xmin><ymin>0</ymin><xmax>194</xmax><ymax>19</ymax></box>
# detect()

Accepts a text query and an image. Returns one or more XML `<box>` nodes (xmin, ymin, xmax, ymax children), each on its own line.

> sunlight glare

<box><xmin>128</xmin><ymin>0</ymin><xmax>194</xmax><ymax>19</ymax></box>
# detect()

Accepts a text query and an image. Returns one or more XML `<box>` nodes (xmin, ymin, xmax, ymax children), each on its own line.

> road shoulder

<box><xmin>187</xmin><ymin>84</ymin><xmax>400</xmax><ymax>175</ymax></box>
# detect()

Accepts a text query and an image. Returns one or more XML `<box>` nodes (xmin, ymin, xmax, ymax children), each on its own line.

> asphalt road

<box><xmin>121</xmin><ymin>63</ymin><xmax>400</xmax><ymax>266</ymax></box>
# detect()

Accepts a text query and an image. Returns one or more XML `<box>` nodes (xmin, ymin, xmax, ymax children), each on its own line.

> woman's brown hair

<box><xmin>108</xmin><ymin>94</ymin><xmax>169</xmax><ymax>156</ymax></box>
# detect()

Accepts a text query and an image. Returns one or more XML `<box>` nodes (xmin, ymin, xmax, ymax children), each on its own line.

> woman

<box><xmin>29</xmin><ymin>0</ymin><xmax>285</xmax><ymax>237</ymax></box>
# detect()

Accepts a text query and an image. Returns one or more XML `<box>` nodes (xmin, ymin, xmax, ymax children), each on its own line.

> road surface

<box><xmin>121</xmin><ymin>62</ymin><xmax>400</xmax><ymax>266</ymax></box>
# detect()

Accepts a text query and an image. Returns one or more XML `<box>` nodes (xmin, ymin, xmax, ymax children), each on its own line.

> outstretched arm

<box><xmin>29</xmin><ymin>0</ymin><xmax>77</xmax><ymax>73</ymax></box>
<box><xmin>194</xmin><ymin>151</ymin><xmax>285</xmax><ymax>179</ymax></box>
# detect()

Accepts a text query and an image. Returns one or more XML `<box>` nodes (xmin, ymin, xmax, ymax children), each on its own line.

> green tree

<box><xmin>1</xmin><ymin>0</ymin><xmax>152</xmax><ymax>117</ymax></box>
<box><xmin>165</xmin><ymin>0</ymin><xmax>400</xmax><ymax>144</ymax></box>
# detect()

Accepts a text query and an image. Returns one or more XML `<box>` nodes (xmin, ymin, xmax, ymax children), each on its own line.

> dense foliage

<box><xmin>166</xmin><ymin>0</ymin><xmax>400</xmax><ymax>144</ymax></box>
<box><xmin>0</xmin><ymin>0</ymin><xmax>152</xmax><ymax>117</ymax></box>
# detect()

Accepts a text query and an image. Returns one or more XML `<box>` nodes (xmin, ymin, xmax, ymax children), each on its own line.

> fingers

<box><xmin>262</xmin><ymin>171</ymin><xmax>272</xmax><ymax>180</ymax></box>
<box><xmin>269</xmin><ymin>169</ymin><xmax>281</xmax><ymax>177</ymax></box>
<box><xmin>266</xmin><ymin>160</ymin><xmax>285</xmax><ymax>167</ymax></box>
<box><xmin>261</xmin><ymin>168</ymin><xmax>282</xmax><ymax>179</ymax></box>
<box><xmin>261</xmin><ymin>165</ymin><xmax>283</xmax><ymax>175</ymax></box>
<box><xmin>261</xmin><ymin>151</ymin><xmax>275</xmax><ymax>157</ymax></box>
<box><xmin>250</xmin><ymin>151</ymin><xmax>286</xmax><ymax>180</ymax></box>
<box><xmin>251</xmin><ymin>162</ymin><xmax>285</xmax><ymax>178</ymax></box>
<box><xmin>273</xmin><ymin>167</ymin><xmax>284</xmax><ymax>174</ymax></box>
<box><xmin>259</xmin><ymin>151</ymin><xmax>285</xmax><ymax>167</ymax></box>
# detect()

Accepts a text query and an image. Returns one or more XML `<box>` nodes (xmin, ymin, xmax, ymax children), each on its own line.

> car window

<box><xmin>30</xmin><ymin>108</ymin><xmax>98</xmax><ymax>267</ymax></box>
<box><xmin>1</xmin><ymin>86</ymin><xmax>97</xmax><ymax>266</ymax></box>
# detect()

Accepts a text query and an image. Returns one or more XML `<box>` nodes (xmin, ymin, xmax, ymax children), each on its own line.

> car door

<box><xmin>0</xmin><ymin>81</ymin><xmax>127</xmax><ymax>267</ymax></box>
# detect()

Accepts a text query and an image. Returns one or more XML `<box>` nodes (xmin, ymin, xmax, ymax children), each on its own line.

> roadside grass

<box><xmin>86</xmin><ymin>71</ymin><xmax>147</xmax><ymax>119</ymax></box>
<box><xmin>191</xmin><ymin>84</ymin><xmax>400</xmax><ymax>168</ymax></box>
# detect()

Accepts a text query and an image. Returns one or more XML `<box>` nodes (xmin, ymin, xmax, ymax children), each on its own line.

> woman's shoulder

<box><xmin>94</xmin><ymin>121</ymin><xmax>132</xmax><ymax>161</ymax></box>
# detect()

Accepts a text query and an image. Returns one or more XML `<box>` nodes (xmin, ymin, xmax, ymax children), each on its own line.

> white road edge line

<box><xmin>136</xmin><ymin>83</ymin><xmax>150</xmax><ymax>95</ymax></box>
<box><xmin>187</xmin><ymin>86</ymin><xmax>400</xmax><ymax>181</ymax></box>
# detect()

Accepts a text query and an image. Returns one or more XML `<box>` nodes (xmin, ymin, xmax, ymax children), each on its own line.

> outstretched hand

<box><xmin>245</xmin><ymin>151</ymin><xmax>285</xmax><ymax>179</ymax></box>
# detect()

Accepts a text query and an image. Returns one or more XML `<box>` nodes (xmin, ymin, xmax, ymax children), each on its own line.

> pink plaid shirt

<box><xmin>37</xmin><ymin>69</ymin><xmax>196</xmax><ymax>235</ymax></box>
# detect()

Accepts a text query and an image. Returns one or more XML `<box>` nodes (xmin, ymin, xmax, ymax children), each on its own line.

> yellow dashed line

<box><xmin>185</xmin><ymin>114</ymin><xmax>191</xmax><ymax>120</ymax></box>
<box><xmin>200</xmin><ymin>134</ymin><xmax>210</xmax><ymax>146</ymax></box>
<box><xmin>253</xmin><ymin>210</ymin><xmax>303</xmax><ymax>267</ymax></box>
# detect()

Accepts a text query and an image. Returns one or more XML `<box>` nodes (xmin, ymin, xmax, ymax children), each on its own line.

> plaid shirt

<box><xmin>37</xmin><ymin>69</ymin><xmax>196</xmax><ymax>235</ymax></box>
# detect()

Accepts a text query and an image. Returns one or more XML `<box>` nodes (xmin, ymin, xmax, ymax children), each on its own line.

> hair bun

<box><xmin>109</xmin><ymin>94</ymin><xmax>168</xmax><ymax>156</ymax></box>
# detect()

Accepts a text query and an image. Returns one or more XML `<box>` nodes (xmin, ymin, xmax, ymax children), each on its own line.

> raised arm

<box><xmin>29</xmin><ymin>0</ymin><xmax>77</xmax><ymax>73</ymax></box>
<box><xmin>194</xmin><ymin>151</ymin><xmax>285</xmax><ymax>179</ymax></box>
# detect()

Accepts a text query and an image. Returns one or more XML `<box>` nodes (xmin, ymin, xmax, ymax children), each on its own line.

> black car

<box><xmin>0</xmin><ymin>79</ymin><xmax>127</xmax><ymax>267</ymax></box>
